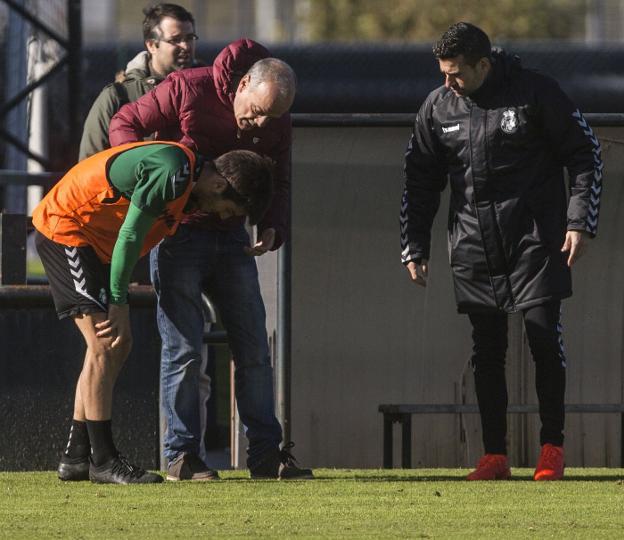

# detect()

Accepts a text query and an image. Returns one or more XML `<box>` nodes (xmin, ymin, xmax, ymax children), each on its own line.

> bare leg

<box><xmin>73</xmin><ymin>312</ymin><xmax>132</xmax><ymax>420</ymax></box>
<box><xmin>72</xmin><ymin>372</ymin><xmax>86</xmax><ymax>421</ymax></box>
<box><xmin>58</xmin><ymin>312</ymin><xmax>131</xmax><ymax>480</ymax></box>
<box><xmin>60</xmin><ymin>310</ymin><xmax>162</xmax><ymax>483</ymax></box>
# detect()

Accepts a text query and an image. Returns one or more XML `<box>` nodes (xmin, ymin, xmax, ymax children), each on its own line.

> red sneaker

<box><xmin>534</xmin><ymin>444</ymin><xmax>564</xmax><ymax>481</ymax></box>
<box><xmin>466</xmin><ymin>454</ymin><xmax>511</xmax><ymax>480</ymax></box>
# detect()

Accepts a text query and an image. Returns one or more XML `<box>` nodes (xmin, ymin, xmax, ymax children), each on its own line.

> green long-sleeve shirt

<box><xmin>107</xmin><ymin>143</ymin><xmax>193</xmax><ymax>303</ymax></box>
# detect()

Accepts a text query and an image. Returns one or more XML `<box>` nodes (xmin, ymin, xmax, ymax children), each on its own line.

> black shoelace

<box><xmin>279</xmin><ymin>442</ymin><xmax>299</xmax><ymax>467</ymax></box>
<box><xmin>111</xmin><ymin>455</ymin><xmax>146</xmax><ymax>479</ymax></box>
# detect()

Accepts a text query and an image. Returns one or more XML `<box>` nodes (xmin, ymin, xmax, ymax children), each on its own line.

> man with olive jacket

<box><xmin>401</xmin><ymin>22</ymin><xmax>603</xmax><ymax>481</ymax></box>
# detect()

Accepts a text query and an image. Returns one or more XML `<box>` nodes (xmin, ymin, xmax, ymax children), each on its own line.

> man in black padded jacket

<box><xmin>400</xmin><ymin>22</ymin><xmax>603</xmax><ymax>481</ymax></box>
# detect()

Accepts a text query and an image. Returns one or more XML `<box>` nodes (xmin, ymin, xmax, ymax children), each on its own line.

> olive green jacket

<box><xmin>78</xmin><ymin>52</ymin><xmax>163</xmax><ymax>160</ymax></box>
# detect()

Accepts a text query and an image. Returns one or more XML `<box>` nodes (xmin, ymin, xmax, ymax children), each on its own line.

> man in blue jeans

<box><xmin>151</xmin><ymin>224</ymin><xmax>286</xmax><ymax>480</ymax></box>
<box><xmin>110</xmin><ymin>39</ymin><xmax>312</xmax><ymax>481</ymax></box>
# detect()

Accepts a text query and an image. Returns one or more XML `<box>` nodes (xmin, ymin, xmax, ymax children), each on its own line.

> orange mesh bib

<box><xmin>32</xmin><ymin>141</ymin><xmax>196</xmax><ymax>263</ymax></box>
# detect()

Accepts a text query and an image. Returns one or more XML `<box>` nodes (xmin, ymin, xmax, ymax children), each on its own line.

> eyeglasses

<box><xmin>155</xmin><ymin>33</ymin><xmax>199</xmax><ymax>46</ymax></box>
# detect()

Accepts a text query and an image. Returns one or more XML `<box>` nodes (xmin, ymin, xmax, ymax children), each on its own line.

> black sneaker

<box><xmin>58</xmin><ymin>454</ymin><xmax>90</xmax><ymax>481</ymax></box>
<box><xmin>89</xmin><ymin>455</ymin><xmax>163</xmax><ymax>484</ymax></box>
<box><xmin>166</xmin><ymin>452</ymin><xmax>220</xmax><ymax>481</ymax></box>
<box><xmin>250</xmin><ymin>442</ymin><xmax>314</xmax><ymax>480</ymax></box>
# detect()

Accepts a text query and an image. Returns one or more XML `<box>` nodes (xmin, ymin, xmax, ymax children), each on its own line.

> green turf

<box><xmin>26</xmin><ymin>258</ymin><xmax>45</xmax><ymax>279</ymax></box>
<box><xmin>1</xmin><ymin>469</ymin><xmax>623</xmax><ymax>538</ymax></box>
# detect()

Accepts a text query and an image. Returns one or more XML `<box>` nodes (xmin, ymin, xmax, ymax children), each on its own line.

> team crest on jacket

<box><xmin>500</xmin><ymin>109</ymin><xmax>518</xmax><ymax>134</ymax></box>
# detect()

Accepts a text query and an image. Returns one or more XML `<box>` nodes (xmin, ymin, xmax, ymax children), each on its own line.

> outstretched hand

<box><xmin>406</xmin><ymin>260</ymin><xmax>429</xmax><ymax>287</ymax></box>
<box><xmin>244</xmin><ymin>228</ymin><xmax>275</xmax><ymax>257</ymax></box>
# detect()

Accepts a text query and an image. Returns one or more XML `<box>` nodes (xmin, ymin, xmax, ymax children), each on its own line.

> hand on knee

<box><xmin>87</xmin><ymin>341</ymin><xmax>125</xmax><ymax>377</ymax></box>
<box><xmin>94</xmin><ymin>304</ymin><xmax>132</xmax><ymax>350</ymax></box>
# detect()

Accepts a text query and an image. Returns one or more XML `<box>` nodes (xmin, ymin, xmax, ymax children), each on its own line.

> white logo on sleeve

<box><xmin>171</xmin><ymin>163</ymin><xmax>191</xmax><ymax>188</ymax></box>
<box><xmin>441</xmin><ymin>123</ymin><xmax>460</xmax><ymax>134</ymax></box>
<box><xmin>501</xmin><ymin>109</ymin><xmax>519</xmax><ymax>134</ymax></box>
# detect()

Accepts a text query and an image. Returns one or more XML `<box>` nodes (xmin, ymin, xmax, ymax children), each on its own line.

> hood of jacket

<box><xmin>491</xmin><ymin>48</ymin><xmax>523</xmax><ymax>82</ymax></box>
<box><xmin>123</xmin><ymin>51</ymin><xmax>154</xmax><ymax>82</ymax></box>
<box><xmin>122</xmin><ymin>51</ymin><xmax>204</xmax><ymax>84</ymax></box>
<box><xmin>212</xmin><ymin>39</ymin><xmax>271</xmax><ymax>110</ymax></box>
<box><xmin>470</xmin><ymin>48</ymin><xmax>523</xmax><ymax>102</ymax></box>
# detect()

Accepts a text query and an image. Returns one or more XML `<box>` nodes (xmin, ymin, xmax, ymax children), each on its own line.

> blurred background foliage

<box><xmin>305</xmin><ymin>0</ymin><xmax>588</xmax><ymax>41</ymax></box>
<box><xmin>78</xmin><ymin>0</ymin><xmax>620</xmax><ymax>44</ymax></box>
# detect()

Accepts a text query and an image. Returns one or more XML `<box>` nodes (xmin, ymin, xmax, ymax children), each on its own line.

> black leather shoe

<box><xmin>250</xmin><ymin>442</ymin><xmax>314</xmax><ymax>480</ymax></box>
<box><xmin>89</xmin><ymin>455</ymin><xmax>163</xmax><ymax>484</ymax></box>
<box><xmin>58</xmin><ymin>454</ymin><xmax>90</xmax><ymax>481</ymax></box>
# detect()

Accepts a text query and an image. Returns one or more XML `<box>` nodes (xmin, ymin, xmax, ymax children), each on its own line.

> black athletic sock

<box><xmin>85</xmin><ymin>419</ymin><xmax>118</xmax><ymax>466</ymax></box>
<box><xmin>64</xmin><ymin>419</ymin><xmax>90</xmax><ymax>458</ymax></box>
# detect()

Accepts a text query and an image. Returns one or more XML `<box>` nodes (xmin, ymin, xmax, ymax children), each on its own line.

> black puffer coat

<box><xmin>400</xmin><ymin>50</ymin><xmax>603</xmax><ymax>313</ymax></box>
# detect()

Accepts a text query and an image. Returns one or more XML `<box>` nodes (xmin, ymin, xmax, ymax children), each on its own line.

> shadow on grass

<box><xmin>211</xmin><ymin>474</ymin><xmax>465</xmax><ymax>482</ymax></box>
<box><xmin>226</xmin><ymin>472</ymin><xmax>624</xmax><ymax>483</ymax></box>
<box><xmin>193</xmin><ymin>468</ymin><xmax>624</xmax><ymax>483</ymax></box>
<box><xmin>547</xmin><ymin>475</ymin><xmax>624</xmax><ymax>482</ymax></box>
<box><xmin>351</xmin><ymin>475</ymin><xmax>465</xmax><ymax>482</ymax></box>
<box><xmin>229</xmin><ymin>474</ymin><xmax>468</xmax><ymax>482</ymax></box>
<box><xmin>357</xmin><ymin>474</ymin><xmax>624</xmax><ymax>483</ymax></box>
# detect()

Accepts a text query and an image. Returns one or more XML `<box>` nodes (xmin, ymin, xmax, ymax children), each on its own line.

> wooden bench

<box><xmin>378</xmin><ymin>403</ymin><xmax>624</xmax><ymax>468</ymax></box>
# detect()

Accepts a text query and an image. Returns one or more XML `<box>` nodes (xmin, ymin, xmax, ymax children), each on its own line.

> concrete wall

<box><xmin>280</xmin><ymin>126</ymin><xmax>624</xmax><ymax>468</ymax></box>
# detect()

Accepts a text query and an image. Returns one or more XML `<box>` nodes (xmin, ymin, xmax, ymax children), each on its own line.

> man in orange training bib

<box><xmin>33</xmin><ymin>142</ymin><xmax>274</xmax><ymax>484</ymax></box>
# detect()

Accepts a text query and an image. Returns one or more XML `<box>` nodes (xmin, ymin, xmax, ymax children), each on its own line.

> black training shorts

<box><xmin>35</xmin><ymin>232</ymin><xmax>110</xmax><ymax>319</ymax></box>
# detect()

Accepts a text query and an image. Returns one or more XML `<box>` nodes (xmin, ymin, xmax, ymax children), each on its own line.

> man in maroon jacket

<box><xmin>109</xmin><ymin>39</ymin><xmax>312</xmax><ymax>481</ymax></box>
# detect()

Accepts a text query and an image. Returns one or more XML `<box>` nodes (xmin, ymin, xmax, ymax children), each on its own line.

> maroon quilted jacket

<box><xmin>109</xmin><ymin>39</ymin><xmax>291</xmax><ymax>249</ymax></box>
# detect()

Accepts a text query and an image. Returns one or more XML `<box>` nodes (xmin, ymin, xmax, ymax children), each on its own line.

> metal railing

<box><xmin>0</xmin><ymin>0</ymin><xmax>82</xmax><ymax>168</ymax></box>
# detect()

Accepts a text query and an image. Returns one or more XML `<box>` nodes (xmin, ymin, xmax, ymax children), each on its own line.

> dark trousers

<box><xmin>468</xmin><ymin>300</ymin><xmax>566</xmax><ymax>454</ymax></box>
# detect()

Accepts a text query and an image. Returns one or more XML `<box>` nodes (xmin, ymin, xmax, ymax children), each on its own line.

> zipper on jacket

<box><xmin>468</xmin><ymin>105</ymin><xmax>501</xmax><ymax>308</ymax></box>
<box><xmin>483</xmin><ymin>109</ymin><xmax>517</xmax><ymax>311</ymax></box>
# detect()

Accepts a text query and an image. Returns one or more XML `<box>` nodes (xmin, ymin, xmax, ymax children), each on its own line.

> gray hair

<box><xmin>246</xmin><ymin>58</ymin><xmax>297</xmax><ymax>105</ymax></box>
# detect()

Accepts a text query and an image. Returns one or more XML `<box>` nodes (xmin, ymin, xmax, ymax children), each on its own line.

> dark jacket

<box><xmin>109</xmin><ymin>39</ymin><xmax>292</xmax><ymax>249</ymax></box>
<box><xmin>401</xmin><ymin>50</ymin><xmax>603</xmax><ymax>313</ymax></box>
<box><xmin>79</xmin><ymin>52</ymin><xmax>164</xmax><ymax>160</ymax></box>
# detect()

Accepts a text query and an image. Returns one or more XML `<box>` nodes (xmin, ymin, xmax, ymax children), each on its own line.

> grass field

<box><xmin>1</xmin><ymin>468</ymin><xmax>623</xmax><ymax>539</ymax></box>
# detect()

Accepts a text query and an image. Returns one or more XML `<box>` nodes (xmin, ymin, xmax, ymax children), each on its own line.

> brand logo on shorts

<box><xmin>172</xmin><ymin>163</ymin><xmax>191</xmax><ymax>186</ymax></box>
<box><xmin>99</xmin><ymin>288</ymin><xmax>108</xmax><ymax>305</ymax></box>
<box><xmin>442</xmin><ymin>123</ymin><xmax>460</xmax><ymax>134</ymax></box>
<box><xmin>501</xmin><ymin>109</ymin><xmax>519</xmax><ymax>134</ymax></box>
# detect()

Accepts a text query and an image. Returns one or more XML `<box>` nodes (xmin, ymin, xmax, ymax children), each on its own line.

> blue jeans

<box><xmin>151</xmin><ymin>224</ymin><xmax>282</xmax><ymax>467</ymax></box>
